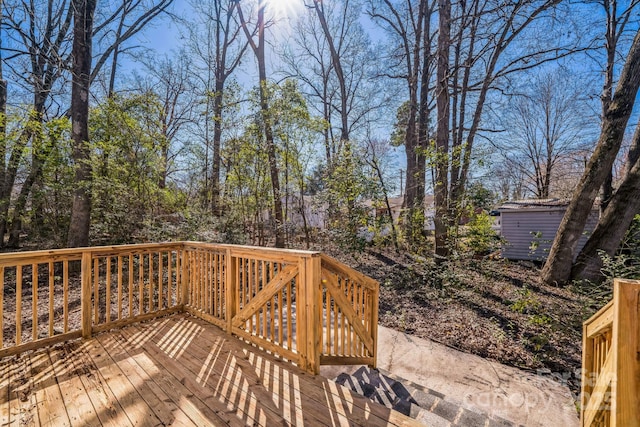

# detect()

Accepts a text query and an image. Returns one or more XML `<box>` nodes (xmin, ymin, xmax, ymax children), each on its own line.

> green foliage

<box><xmin>221</xmin><ymin>80</ymin><xmax>326</xmax><ymax>246</ymax></box>
<box><xmin>465</xmin><ymin>212</ymin><xmax>500</xmax><ymax>255</ymax></box>
<box><xmin>527</xmin><ymin>231</ymin><xmax>552</xmax><ymax>260</ymax></box>
<box><xmin>321</xmin><ymin>145</ymin><xmax>379</xmax><ymax>252</ymax></box>
<box><xmin>598</xmin><ymin>250</ymin><xmax>640</xmax><ymax>281</ymax></box>
<box><xmin>510</xmin><ymin>287</ymin><xmax>540</xmax><ymax>314</ymax></box>
<box><xmin>35</xmin><ymin>117</ymin><xmax>75</xmax><ymax>245</ymax></box>
<box><xmin>89</xmin><ymin>93</ymin><xmax>178</xmax><ymax>244</ymax></box>
<box><xmin>466</xmin><ymin>182</ymin><xmax>496</xmax><ymax>211</ymax></box>
<box><xmin>573</xmin><ymin>215</ymin><xmax>640</xmax><ymax>304</ymax></box>
<box><xmin>390</xmin><ymin>101</ymin><xmax>410</xmax><ymax>147</ymax></box>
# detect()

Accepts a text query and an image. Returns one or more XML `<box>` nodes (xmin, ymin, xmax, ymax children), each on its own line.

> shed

<box><xmin>498</xmin><ymin>199</ymin><xmax>599</xmax><ymax>261</ymax></box>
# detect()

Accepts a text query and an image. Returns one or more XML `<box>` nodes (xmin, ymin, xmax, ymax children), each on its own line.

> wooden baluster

<box><xmin>197</xmin><ymin>251</ymin><xmax>202</xmax><ymax>310</ymax></box>
<box><xmin>32</xmin><ymin>263</ymin><xmax>38</xmax><ymax>341</ymax></box>
<box><xmin>117</xmin><ymin>256</ymin><xmax>123</xmax><ymax>320</ymax></box>
<box><xmin>287</xmin><ymin>278</ymin><xmax>293</xmax><ymax>350</ymax></box>
<box><xmin>180</xmin><ymin>250</ymin><xmax>189</xmax><ymax>307</ymax></box>
<box><xmin>16</xmin><ymin>266</ymin><xmax>22</xmax><ymax>345</ymax></box>
<box><xmin>331</xmin><ymin>290</ymin><xmax>342</xmax><ymax>355</ymax></box>
<box><xmin>347</xmin><ymin>280</ymin><xmax>353</xmax><ymax>356</ymax></box>
<box><xmin>168</xmin><ymin>251</ymin><xmax>173</xmax><ymax>308</ymax></box>
<box><xmin>262</xmin><ymin>261</ymin><xmax>267</xmax><ymax>339</ymax></box>
<box><xmin>323</xmin><ymin>285</ymin><xmax>328</xmax><ymax>355</ymax></box>
<box><xmin>93</xmin><ymin>258</ymin><xmax>100</xmax><ymax>323</ymax></box>
<box><xmin>237</xmin><ymin>258</ymin><xmax>242</xmax><ymax>319</ymax></box>
<box><xmin>106</xmin><ymin>257</ymin><xmax>111</xmax><ymax>323</ymax></box>
<box><xmin>270</xmin><ymin>282</ymin><xmax>276</xmax><ymax>341</ymax></box>
<box><xmin>48</xmin><ymin>261</ymin><xmax>54</xmax><ymax>338</ymax></box>
<box><xmin>81</xmin><ymin>252</ymin><xmax>92</xmax><ymax>339</ymax></box>
<box><xmin>226</xmin><ymin>249</ymin><xmax>237</xmax><ymax>333</ymax></box>
<box><xmin>138</xmin><ymin>253</ymin><xmax>144</xmax><ymax>315</ymax></box>
<box><xmin>149</xmin><ymin>252</ymin><xmax>154</xmax><ymax>313</ymax></box>
<box><xmin>278</xmin><ymin>284</ymin><xmax>283</xmax><ymax>345</ymax></box>
<box><xmin>63</xmin><ymin>261</ymin><xmax>69</xmax><ymax>333</ymax></box>
<box><xmin>213</xmin><ymin>253</ymin><xmax>218</xmax><ymax>317</ymax></box>
<box><xmin>127</xmin><ymin>255</ymin><xmax>133</xmax><ymax>318</ymax></box>
<box><xmin>202</xmin><ymin>251</ymin><xmax>206</xmax><ymax>311</ymax></box>
<box><xmin>220</xmin><ymin>252</ymin><xmax>225</xmax><ymax>319</ymax></box>
<box><xmin>207</xmin><ymin>251</ymin><xmax>211</xmax><ymax>314</ymax></box>
<box><xmin>211</xmin><ymin>251</ymin><xmax>215</xmax><ymax>314</ymax></box>
<box><xmin>158</xmin><ymin>252</ymin><xmax>163</xmax><ymax>311</ymax></box>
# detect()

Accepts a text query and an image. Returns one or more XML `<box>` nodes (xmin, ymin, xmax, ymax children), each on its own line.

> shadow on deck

<box><xmin>1</xmin><ymin>313</ymin><xmax>419</xmax><ymax>426</ymax></box>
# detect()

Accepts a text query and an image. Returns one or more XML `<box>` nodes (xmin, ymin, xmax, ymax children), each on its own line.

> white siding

<box><xmin>500</xmin><ymin>208</ymin><xmax>599</xmax><ymax>261</ymax></box>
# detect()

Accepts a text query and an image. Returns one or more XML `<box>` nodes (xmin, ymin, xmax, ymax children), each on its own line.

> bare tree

<box><xmin>237</xmin><ymin>0</ymin><xmax>285</xmax><ymax>247</ymax></box>
<box><xmin>0</xmin><ymin>0</ymin><xmax>74</xmax><ymax>247</ymax></box>
<box><xmin>363</xmin><ymin>137</ymin><xmax>400</xmax><ymax>250</ymax></box>
<box><xmin>137</xmin><ymin>53</ymin><xmax>195</xmax><ymax>189</ymax></box>
<box><xmin>91</xmin><ymin>0</ymin><xmax>175</xmax><ymax>90</ymax></box>
<box><xmin>542</xmin><ymin>28</ymin><xmax>640</xmax><ymax>284</ymax></box>
<box><xmin>367</xmin><ymin>0</ymin><xmax>437</xmax><ymax>247</ymax></box>
<box><xmin>0</xmin><ymin>0</ymin><xmax>174</xmax><ymax>247</ymax></box>
<box><xmin>433</xmin><ymin>0</ymin><xmax>575</xmax><ymax>258</ymax></box>
<box><xmin>183</xmin><ymin>0</ymin><xmax>248</xmax><ymax>215</ymax></box>
<box><xmin>0</xmin><ymin>3</ymin><xmax>6</xmax><ymax>162</ymax></box>
<box><xmin>495</xmin><ymin>71</ymin><xmax>590</xmax><ymax>199</ymax></box>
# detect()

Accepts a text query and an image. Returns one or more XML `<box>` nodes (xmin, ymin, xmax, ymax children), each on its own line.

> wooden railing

<box><xmin>320</xmin><ymin>254</ymin><xmax>379</xmax><ymax>368</ymax></box>
<box><xmin>581</xmin><ymin>278</ymin><xmax>640</xmax><ymax>427</ymax></box>
<box><xmin>0</xmin><ymin>242</ymin><xmax>379</xmax><ymax>375</ymax></box>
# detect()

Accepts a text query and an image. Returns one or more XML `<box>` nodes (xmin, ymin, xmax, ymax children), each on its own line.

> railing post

<box><xmin>225</xmin><ymin>249</ymin><xmax>237</xmax><ymax>334</ymax></box>
<box><xmin>370</xmin><ymin>285</ymin><xmax>379</xmax><ymax>369</ymax></box>
<box><xmin>81</xmin><ymin>251</ymin><xmax>92</xmax><ymax>339</ymax></box>
<box><xmin>612</xmin><ymin>278</ymin><xmax>640</xmax><ymax>427</ymax></box>
<box><xmin>303</xmin><ymin>254</ymin><xmax>321</xmax><ymax>375</ymax></box>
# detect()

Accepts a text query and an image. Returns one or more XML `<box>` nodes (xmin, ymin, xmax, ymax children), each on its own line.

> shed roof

<box><xmin>498</xmin><ymin>198</ymin><xmax>571</xmax><ymax>211</ymax></box>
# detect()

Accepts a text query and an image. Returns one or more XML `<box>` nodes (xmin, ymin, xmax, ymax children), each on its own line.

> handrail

<box><xmin>581</xmin><ymin>278</ymin><xmax>640</xmax><ymax>427</ymax></box>
<box><xmin>0</xmin><ymin>242</ymin><xmax>379</xmax><ymax>375</ymax></box>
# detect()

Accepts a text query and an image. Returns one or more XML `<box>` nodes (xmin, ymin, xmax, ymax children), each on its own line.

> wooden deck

<box><xmin>0</xmin><ymin>313</ymin><xmax>420</xmax><ymax>426</ymax></box>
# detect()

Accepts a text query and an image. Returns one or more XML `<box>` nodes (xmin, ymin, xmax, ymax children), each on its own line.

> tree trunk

<box><xmin>542</xmin><ymin>29</ymin><xmax>640</xmax><ymax>284</ymax></box>
<box><xmin>0</xmin><ymin>63</ymin><xmax>5</xmax><ymax>247</ymax></box>
<box><xmin>7</xmin><ymin>130</ymin><xmax>52</xmax><ymax>248</ymax></box>
<box><xmin>600</xmin><ymin>0</ymin><xmax>616</xmax><ymax>215</ymax></box>
<box><xmin>434</xmin><ymin>0</ymin><xmax>451</xmax><ymax>260</ymax></box>
<box><xmin>401</xmin><ymin>0</ymin><xmax>427</xmax><ymax>247</ymax></box>
<box><xmin>571</xmin><ymin>165</ymin><xmax>640</xmax><ymax>283</ymax></box>
<box><xmin>571</xmin><ymin>119</ymin><xmax>640</xmax><ymax>282</ymax></box>
<box><xmin>211</xmin><ymin>80</ymin><xmax>224</xmax><ymax>216</ymax></box>
<box><xmin>67</xmin><ymin>0</ymin><xmax>97</xmax><ymax>248</ymax></box>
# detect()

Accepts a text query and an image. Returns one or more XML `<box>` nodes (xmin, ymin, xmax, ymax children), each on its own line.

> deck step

<box><xmin>335</xmin><ymin>366</ymin><xmax>519</xmax><ymax>427</ymax></box>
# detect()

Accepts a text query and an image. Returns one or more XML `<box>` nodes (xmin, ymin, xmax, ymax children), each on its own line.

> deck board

<box><xmin>0</xmin><ymin>313</ymin><xmax>422</xmax><ymax>426</ymax></box>
<box><xmin>0</xmin><ymin>353</ymin><xmax>10</xmax><ymax>425</ymax></box>
<box><xmin>48</xmin><ymin>344</ymin><xmax>98</xmax><ymax>426</ymax></box>
<box><xmin>31</xmin><ymin>351</ymin><xmax>69</xmax><ymax>426</ymax></box>
<box><xmin>92</xmin><ymin>333</ymin><xmax>198</xmax><ymax>427</ymax></box>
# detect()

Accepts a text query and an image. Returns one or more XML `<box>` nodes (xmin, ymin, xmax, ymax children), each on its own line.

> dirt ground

<box><xmin>324</xmin><ymin>248</ymin><xmax>600</xmax><ymax>397</ymax></box>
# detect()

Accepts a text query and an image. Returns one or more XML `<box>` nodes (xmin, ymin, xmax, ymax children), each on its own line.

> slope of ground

<box><xmin>325</xmin><ymin>248</ymin><xmax>599</xmax><ymax>398</ymax></box>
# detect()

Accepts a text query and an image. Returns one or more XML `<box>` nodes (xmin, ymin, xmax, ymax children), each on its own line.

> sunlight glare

<box><xmin>265</xmin><ymin>0</ymin><xmax>304</xmax><ymax>21</ymax></box>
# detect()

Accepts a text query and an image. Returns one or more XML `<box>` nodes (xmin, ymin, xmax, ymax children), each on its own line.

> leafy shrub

<box><xmin>465</xmin><ymin>212</ymin><xmax>501</xmax><ymax>255</ymax></box>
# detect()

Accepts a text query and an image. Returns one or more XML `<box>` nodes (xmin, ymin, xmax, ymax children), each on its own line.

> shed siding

<box><xmin>500</xmin><ymin>209</ymin><xmax>599</xmax><ymax>261</ymax></box>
